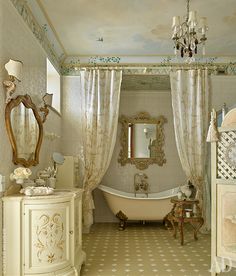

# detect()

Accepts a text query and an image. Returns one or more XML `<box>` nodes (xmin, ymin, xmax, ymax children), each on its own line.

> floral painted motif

<box><xmin>60</xmin><ymin>59</ymin><xmax>81</xmax><ymax>75</ymax></box>
<box><xmin>88</xmin><ymin>56</ymin><xmax>121</xmax><ymax>64</ymax></box>
<box><xmin>34</xmin><ymin>213</ymin><xmax>64</xmax><ymax>263</ymax></box>
<box><xmin>10</xmin><ymin>0</ymin><xmax>64</xmax><ymax>67</ymax></box>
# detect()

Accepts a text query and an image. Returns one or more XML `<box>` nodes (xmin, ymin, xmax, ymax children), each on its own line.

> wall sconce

<box><xmin>43</xmin><ymin>93</ymin><xmax>53</xmax><ymax>106</ymax></box>
<box><xmin>39</xmin><ymin>93</ymin><xmax>53</xmax><ymax>123</ymax></box>
<box><xmin>3</xmin><ymin>59</ymin><xmax>23</xmax><ymax>103</ymax></box>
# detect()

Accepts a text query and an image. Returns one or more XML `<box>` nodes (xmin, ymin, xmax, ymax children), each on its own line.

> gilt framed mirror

<box><xmin>5</xmin><ymin>94</ymin><xmax>43</xmax><ymax>167</ymax></box>
<box><xmin>118</xmin><ymin>112</ymin><xmax>167</xmax><ymax>170</ymax></box>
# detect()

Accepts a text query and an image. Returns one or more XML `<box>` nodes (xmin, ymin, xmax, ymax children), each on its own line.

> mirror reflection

<box><xmin>128</xmin><ymin>123</ymin><xmax>157</xmax><ymax>158</ymax></box>
<box><xmin>11</xmin><ymin>103</ymin><xmax>39</xmax><ymax>160</ymax></box>
<box><xmin>118</xmin><ymin>112</ymin><xmax>167</xmax><ymax>170</ymax></box>
<box><xmin>5</xmin><ymin>94</ymin><xmax>43</xmax><ymax>167</ymax></box>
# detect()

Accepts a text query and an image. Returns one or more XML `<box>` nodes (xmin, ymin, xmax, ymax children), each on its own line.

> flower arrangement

<box><xmin>10</xmin><ymin>167</ymin><xmax>32</xmax><ymax>184</ymax></box>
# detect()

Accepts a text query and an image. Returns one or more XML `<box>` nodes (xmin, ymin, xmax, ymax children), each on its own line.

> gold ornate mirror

<box><xmin>118</xmin><ymin>112</ymin><xmax>167</xmax><ymax>170</ymax></box>
<box><xmin>5</xmin><ymin>94</ymin><xmax>43</xmax><ymax>167</ymax></box>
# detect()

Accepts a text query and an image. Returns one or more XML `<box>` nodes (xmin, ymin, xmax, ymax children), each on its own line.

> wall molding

<box><xmin>61</xmin><ymin>62</ymin><xmax>236</xmax><ymax>76</ymax></box>
<box><xmin>9</xmin><ymin>0</ymin><xmax>65</xmax><ymax>69</ymax></box>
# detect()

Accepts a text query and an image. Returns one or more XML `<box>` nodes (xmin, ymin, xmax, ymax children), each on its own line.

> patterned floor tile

<box><xmin>80</xmin><ymin>222</ymin><xmax>236</xmax><ymax>276</ymax></box>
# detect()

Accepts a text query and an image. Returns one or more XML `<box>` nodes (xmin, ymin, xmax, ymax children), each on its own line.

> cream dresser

<box><xmin>211</xmin><ymin>108</ymin><xmax>236</xmax><ymax>275</ymax></box>
<box><xmin>3</xmin><ymin>189</ymin><xmax>86</xmax><ymax>276</ymax></box>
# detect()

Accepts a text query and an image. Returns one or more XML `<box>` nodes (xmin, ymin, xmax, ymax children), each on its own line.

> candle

<box><xmin>188</xmin><ymin>11</ymin><xmax>197</xmax><ymax>24</ymax></box>
<box><xmin>202</xmin><ymin>44</ymin><xmax>206</xmax><ymax>55</ymax></box>
<box><xmin>199</xmin><ymin>17</ymin><xmax>207</xmax><ymax>27</ymax></box>
<box><xmin>201</xmin><ymin>27</ymin><xmax>207</xmax><ymax>35</ymax></box>
<box><xmin>172</xmin><ymin>16</ymin><xmax>180</xmax><ymax>28</ymax></box>
<box><xmin>186</xmin><ymin>212</ymin><xmax>191</xmax><ymax>218</ymax></box>
<box><xmin>199</xmin><ymin>17</ymin><xmax>208</xmax><ymax>34</ymax></box>
<box><xmin>172</xmin><ymin>26</ymin><xmax>178</xmax><ymax>35</ymax></box>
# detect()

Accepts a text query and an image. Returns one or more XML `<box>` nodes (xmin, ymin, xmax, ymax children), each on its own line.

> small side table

<box><xmin>164</xmin><ymin>198</ymin><xmax>204</xmax><ymax>245</ymax></box>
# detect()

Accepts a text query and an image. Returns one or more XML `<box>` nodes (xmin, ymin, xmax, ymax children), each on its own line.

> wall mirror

<box><xmin>118</xmin><ymin>112</ymin><xmax>167</xmax><ymax>170</ymax></box>
<box><xmin>5</xmin><ymin>94</ymin><xmax>43</xmax><ymax>167</ymax></box>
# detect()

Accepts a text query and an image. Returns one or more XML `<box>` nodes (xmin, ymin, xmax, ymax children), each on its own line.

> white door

<box><xmin>24</xmin><ymin>201</ymin><xmax>72</xmax><ymax>274</ymax></box>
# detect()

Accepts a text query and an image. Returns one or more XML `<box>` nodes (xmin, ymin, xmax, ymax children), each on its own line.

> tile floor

<box><xmin>80</xmin><ymin>222</ymin><xmax>235</xmax><ymax>276</ymax></box>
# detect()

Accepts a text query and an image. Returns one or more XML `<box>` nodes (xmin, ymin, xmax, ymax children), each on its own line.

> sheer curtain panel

<box><xmin>170</xmin><ymin>69</ymin><xmax>211</xmax><ymax>232</ymax></box>
<box><xmin>79</xmin><ymin>69</ymin><xmax>122</xmax><ymax>232</ymax></box>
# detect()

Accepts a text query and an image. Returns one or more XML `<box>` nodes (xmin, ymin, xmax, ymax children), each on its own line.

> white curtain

<box><xmin>170</xmin><ymin>69</ymin><xmax>211</xmax><ymax>231</ymax></box>
<box><xmin>79</xmin><ymin>69</ymin><xmax>122</xmax><ymax>232</ymax></box>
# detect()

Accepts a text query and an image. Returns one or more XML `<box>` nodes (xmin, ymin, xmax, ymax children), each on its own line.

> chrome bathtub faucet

<box><xmin>134</xmin><ymin>173</ymin><xmax>149</xmax><ymax>197</ymax></box>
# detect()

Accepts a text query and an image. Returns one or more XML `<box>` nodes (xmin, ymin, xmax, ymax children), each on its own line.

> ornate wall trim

<box><xmin>9</xmin><ymin>0</ymin><xmax>65</xmax><ymax>69</ymax></box>
<box><xmin>61</xmin><ymin>59</ymin><xmax>236</xmax><ymax>76</ymax></box>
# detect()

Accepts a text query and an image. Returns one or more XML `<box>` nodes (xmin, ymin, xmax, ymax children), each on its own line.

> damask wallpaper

<box><xmin>0</xmin><ymin>0</ymin><xmax>61</xmax><ymax>186</ymax></box>
<box><xmin>0</xmin><ymin>0</ymin><xmax>62</xmax><ymax>271</ymax></box>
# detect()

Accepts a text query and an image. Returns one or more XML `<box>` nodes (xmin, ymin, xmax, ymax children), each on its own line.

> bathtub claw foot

<box><xmin>116</xmin><ymin>211</ymin><xmax>128</xmax><ymax>231</ymax></box>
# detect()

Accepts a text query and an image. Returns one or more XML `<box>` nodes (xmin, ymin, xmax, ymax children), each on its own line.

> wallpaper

<box><xmin>0</xmin><ymin>1</ymin><xmax>62</xmax><ymax>270</ymax></box>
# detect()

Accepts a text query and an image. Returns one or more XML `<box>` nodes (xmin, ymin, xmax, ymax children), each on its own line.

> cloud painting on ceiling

<box><xmin>38</xmin><ymin>0</ymin><xmax>236</xmax><ymax>56</ymax></box>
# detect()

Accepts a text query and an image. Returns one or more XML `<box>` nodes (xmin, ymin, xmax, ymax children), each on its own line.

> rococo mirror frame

<box><xmin>5</xmin><ymin>94</ymin><xmax>43</xmax><ymax>167</ymax></box>
<box><xmin>118</xmin><ymin>112</ymin><xmax>167</xmax><ymax>170</ymax></box>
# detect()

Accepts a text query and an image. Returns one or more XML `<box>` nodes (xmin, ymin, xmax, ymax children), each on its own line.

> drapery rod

<box><xmin>76</xmin><ymin>64</ymin><xmax>219</xmax><ymax>71</ymax></box>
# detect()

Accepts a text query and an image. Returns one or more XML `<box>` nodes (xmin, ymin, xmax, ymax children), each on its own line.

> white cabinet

<box><xmin>211</xmin><ymin>127</ymin><xmax>236</xmax><ymax>275</ymax></box>
<box><xmin>3</xmin><ymin>189</ymin><xmax>86</xmax><ymax>276</ymax></box>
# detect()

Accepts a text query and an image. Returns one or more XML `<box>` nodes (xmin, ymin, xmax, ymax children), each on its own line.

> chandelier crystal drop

<box><xmin>172</xmin><ymin>0</ymin><xmax>208</xmax><ymax>58</ymax></box>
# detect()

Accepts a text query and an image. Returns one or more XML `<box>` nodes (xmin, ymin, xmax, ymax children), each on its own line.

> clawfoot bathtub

<box><xmin>98</xmin><ymin>185</ymin><xmax>179</xmax><ymax>230</ymax></box>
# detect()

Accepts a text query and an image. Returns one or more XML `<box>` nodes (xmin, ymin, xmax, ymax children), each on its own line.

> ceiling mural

<box><xmin>38</xmin><ymin>0</ymin><xmax>236</xmax><ymax>57</ymax></box>
<box><xmin>10</xmin><ymin>0</ymin><xmax>236</xmax><ymax>73</ymax></box>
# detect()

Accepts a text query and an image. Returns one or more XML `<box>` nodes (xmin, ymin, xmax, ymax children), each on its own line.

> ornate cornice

<box><xmin>61</xmin><ymin>55</ymin><xmax>236</xmax><ymax>76</ymax></box>
<box><xmin>8</xmin><ymin>0</ymin><xmax>236</xmax><ymax>76</ymax></box>
<box><xmin>10</xmin><ymin>0</ymin><xmax>65</xmax><ymax>69</ymax></box>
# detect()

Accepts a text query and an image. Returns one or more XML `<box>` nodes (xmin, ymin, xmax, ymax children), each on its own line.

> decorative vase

<box><xmin>15</xmin><ymin>178</ymin><xmax>24</xmax><ymax>184</ymax></box>
<box><xmin>183</xmin><ymin>185</ymin><xmax>192</xmax><ymax>199</ymax></box>
<box><xmin>177</xmin><ymin>191</ymin><xmax>183</xmax><ymax>199</ymax></box>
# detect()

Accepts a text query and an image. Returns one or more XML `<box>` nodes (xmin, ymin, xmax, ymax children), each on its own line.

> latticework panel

<box><xmin>217</xmin><ymin>130</ymin><xmax>236</xmax><ymax>179</ymax></box>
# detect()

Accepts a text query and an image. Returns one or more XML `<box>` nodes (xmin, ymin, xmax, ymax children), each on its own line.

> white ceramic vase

<box><xmin>15</xmin><ymin>178</ymin><xmax>24</xmax><ymax>184</ymax></box>
<box><xmin>184</xmin><ymin>186</ymin><xmax>192</xmax><ymax>199</ymax></box>
<box><xmin>177</xmin><ymin>191</ymin><xmax>183</xmax><ymax>199</ymax></box>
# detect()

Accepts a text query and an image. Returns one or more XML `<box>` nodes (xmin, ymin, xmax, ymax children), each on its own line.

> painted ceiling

<box><xmin>28</xmin><ymin>0</ymin><xmax>236</xmax><ymax>59</ymax></box>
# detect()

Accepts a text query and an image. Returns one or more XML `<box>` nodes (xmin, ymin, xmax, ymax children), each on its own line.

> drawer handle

<box><xmin>69</xmin><ymin>230</ymin><xmax>74</xmax><ymax>234</ymax></box>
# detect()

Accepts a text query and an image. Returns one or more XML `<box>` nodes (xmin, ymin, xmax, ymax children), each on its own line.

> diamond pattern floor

<box><xmin>80</xmin><ymin>222</ymin><xmax>235</xmax><ymax>276</ymax></box>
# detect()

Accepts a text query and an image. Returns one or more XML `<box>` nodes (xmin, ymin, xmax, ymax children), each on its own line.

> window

<box><xmin>46</xmin><ymin>58</ymin><xmax>61</xmax><ymax>113</ymax></box>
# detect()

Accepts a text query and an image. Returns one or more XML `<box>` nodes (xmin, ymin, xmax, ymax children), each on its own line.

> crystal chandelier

<box><xmin>172</xmin><ymin>0</ymin><xmax>208</xmax><ymax>58</ymax></box>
